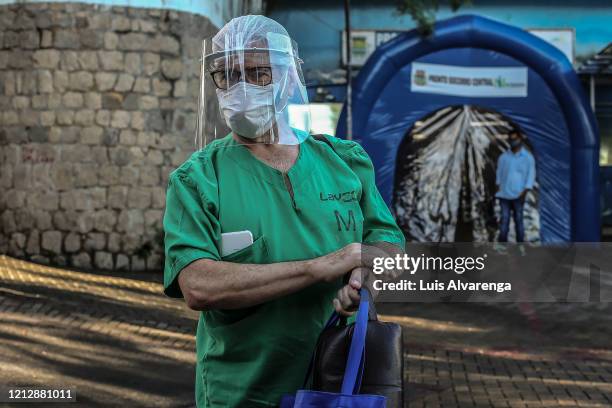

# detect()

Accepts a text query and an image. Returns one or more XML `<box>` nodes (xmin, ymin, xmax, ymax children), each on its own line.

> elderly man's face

<box><xmin>211</xmin><ymin>51</ymin><xmax>275</xmax><ymax>90</ymax></box>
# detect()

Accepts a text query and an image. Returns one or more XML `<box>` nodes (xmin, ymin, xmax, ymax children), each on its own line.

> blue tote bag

<box><xmin>280</xmin><ymin>289</ymin><xmax>386</xmax><ymax>408</ymax></box>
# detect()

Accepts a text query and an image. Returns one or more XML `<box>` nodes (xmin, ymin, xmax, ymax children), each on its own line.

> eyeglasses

<box><xmin>210</xmin><ymin>66</ymin><xmax>273</xmax><ymax>89</ymax></box>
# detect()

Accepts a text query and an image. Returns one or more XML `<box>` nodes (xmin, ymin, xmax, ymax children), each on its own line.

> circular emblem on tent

<box><xmin>414</xmin><ymin>69</ymin><xmax>427</xmax><ymax>86</ymax></box>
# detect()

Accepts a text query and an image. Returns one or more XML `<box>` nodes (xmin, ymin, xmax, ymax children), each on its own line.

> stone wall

<box><xmin>0</xmin><ymin>3</ymin><xmax>220</xmax><ymax>271</ymax></box>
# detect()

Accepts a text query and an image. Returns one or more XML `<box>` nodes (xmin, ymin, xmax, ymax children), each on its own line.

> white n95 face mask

<box><xmin>216</xmin><ymin>82</ymin><xmax>277</xmax><ymax>139</ymax></box>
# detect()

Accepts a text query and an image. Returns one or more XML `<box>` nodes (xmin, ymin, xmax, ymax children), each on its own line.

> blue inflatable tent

<box><xmin>336</xmin><ymin>15</ymin><xmax>599</xmax><ymax>243</ymax></box>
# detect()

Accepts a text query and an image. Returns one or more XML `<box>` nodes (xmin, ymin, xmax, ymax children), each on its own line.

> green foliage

<box><xmin>396</xmin><ymin>0</ymin><xmax>471</xmax><ymax>36</ymax></box>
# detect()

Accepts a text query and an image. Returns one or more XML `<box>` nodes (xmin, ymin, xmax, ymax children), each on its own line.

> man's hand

<box><xmin>333</xmin><ymin>267</ymin><xmax>365</xmax><ymax>316</ymax></box>
<box><xmin>308</xmin><ymin>243</ymin><xmax>363</xmax><ymax>283</ymax></box>
<box><xmin>333</xmin><ymin>242</ymin><xmax>403</xmax><ymax>315</ymax></box>
<box><xmin>520</xmin><ymin>189</ymin><xmax>528</xmax><ymax>201</ymax></box>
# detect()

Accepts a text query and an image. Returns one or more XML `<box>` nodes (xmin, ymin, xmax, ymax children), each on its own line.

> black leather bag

<box><xmin>311</xmin><ymin>291</ymin><xmax>404</xmax><ymax>407</ymax></box>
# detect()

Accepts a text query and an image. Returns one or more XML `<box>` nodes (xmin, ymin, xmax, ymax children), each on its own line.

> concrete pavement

<box><xmin>0</xmin><ymin>255</ymin><xmax>611</xmax><ymax>407</ymax></box>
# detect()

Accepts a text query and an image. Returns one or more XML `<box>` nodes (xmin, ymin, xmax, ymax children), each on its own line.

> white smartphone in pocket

<box><xmin>220</xmin><ymin>230</ymin><xmax>254</xmax><ymax>257</ymax></box>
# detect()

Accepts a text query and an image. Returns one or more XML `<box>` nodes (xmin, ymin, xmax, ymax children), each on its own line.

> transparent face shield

<box><xmin>196</xmin><ymin>32</ymin><xmax>311</xmax><ymax>150</ymax></box>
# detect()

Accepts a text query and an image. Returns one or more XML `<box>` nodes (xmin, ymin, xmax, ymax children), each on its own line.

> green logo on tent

<box><xmin>495</xmin><ymin>76</ymin><xmax>508</xmax><ymax>88</ymax></box>
<box><xmin>414</xmin><ymin>70</ymin><xmax>427</xmax><ymax>86</ymax></box>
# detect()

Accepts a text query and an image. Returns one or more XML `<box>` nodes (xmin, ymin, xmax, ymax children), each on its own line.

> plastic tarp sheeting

<box><xmin>336</xmin><ymin>15</ymin><xmax>599</xmax><ymax>243</ymax></box>
<box><xmin>393</xmin><ymin>106</ymin><xmax>539</xmax><ymax>243</ymax></box>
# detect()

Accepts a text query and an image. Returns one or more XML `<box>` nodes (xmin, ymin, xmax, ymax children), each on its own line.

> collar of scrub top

<box><xmin>225</xmin><ymin>128</ymin><xmax>312</xmax><ymax>190</ymax></box>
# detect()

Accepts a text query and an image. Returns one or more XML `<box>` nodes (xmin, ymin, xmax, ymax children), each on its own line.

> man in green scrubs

<box><xmin>163</xmin><ymin>15</ymin><xmax>405</xmax><ymax>407</ymax></box>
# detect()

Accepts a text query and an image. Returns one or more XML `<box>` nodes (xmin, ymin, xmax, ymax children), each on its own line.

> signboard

<box><xmin>411</xmin><ymin>63</ymin><xmax>528</xmax><ymax>97</ymax></box>
<box><xmin>527</xmin><ymin>28</ymin><xmax>575</xmax><ymax>65</ymax></box>
<box><xmin>342</xmin><ymin>30</ymin><xmax>406</xmax><ymax>66</ymax></box>
<box><xmin>343</xmin><ymin>28</ymin><xmax>575</xmax><ymax>68</ymax></box>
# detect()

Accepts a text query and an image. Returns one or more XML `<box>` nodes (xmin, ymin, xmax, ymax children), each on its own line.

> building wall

<box><xmin>0</xmin><ymin>2</ymin><xmax>220</xmax><ymax>270</ymax></box>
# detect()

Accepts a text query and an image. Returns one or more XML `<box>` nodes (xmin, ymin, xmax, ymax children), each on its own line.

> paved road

<box><xmin>381</xmin><ymin>302</ymin><xmax>612</xmax><ymax>407</ymax></box>
<box><xmin>0</xmin><ymin>255</ymin><xmax>611</xmax><ymax>407</ymax></box>
<box><xmin>0</xmin><ymin>255</ymin><xmax>196</xmax><ymax>407</ymax></box>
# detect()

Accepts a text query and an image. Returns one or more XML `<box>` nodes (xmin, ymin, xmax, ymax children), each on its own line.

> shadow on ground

<box><xmin>379</xmin><ymin>301</ymin><xmax>612</xmax><ymax>407</ymax></box>
<box><xmin>0</xmin><ymin>256</ymin><xmax>196</xmax><ymax>408</ymax></box>
<box><xmin>1</xmin><ymin>255</ymin><xmax>611</xmax><ymax>407</ymax></box>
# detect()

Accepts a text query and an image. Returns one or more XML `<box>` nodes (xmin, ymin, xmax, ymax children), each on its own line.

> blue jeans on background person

<box><xmin>498</xmin><ymin>198</ymin><xmax>525</xmax><ymax>242</ymax></box>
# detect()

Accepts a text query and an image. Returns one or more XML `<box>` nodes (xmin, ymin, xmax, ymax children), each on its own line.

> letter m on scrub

<box><xmin>335</xmin><ymin>210</ymin><xmax>356</xmax><ymax>231</ymax></box>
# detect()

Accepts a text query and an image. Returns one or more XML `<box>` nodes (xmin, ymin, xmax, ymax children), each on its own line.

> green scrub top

<box><xmin>163</xmin><ymin>131</ymin><xmax>405</xmax><ymax>408</ymax></box>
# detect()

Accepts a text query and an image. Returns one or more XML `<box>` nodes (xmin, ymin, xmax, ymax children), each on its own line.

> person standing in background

<box><xmin>495</xmin><ymin>130</ymin><xmax>536</xmax><ymax>242</ymax></box>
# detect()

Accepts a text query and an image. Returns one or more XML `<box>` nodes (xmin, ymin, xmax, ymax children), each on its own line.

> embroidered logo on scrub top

<box><xmin>319</xmin><ymin>190</ymin><xmax>358</xmax><ymax>202</ymax></box>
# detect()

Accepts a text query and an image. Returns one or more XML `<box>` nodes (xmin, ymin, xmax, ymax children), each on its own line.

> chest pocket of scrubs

<box><xmin>206</xmin><ymin>236</ymin><xmax>270</xmax><ymax>329</ymax></box>
<box><xmin>220</xmin><ymin>235</ymin><xmax>269</xmax><ymax>264</ymax></box>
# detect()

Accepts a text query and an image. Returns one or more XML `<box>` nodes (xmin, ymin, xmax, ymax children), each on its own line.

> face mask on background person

<box><xmin>217</xmin><ymin>82</ymin><xmax>277</xmax><ymax>139</ymax></box>
<box><xmin>509</xmin><ymin>138</ymin><xmax>522</xmax><ymax>148</ymax></box>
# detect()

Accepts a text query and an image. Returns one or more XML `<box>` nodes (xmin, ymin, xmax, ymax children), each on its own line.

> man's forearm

<box><xmin>178</xmin><ymin>243</ymin><xmax>362</xmax><ymax>311</ymax></box>
<box><xmin>178</xmin><ymin>258</ymin><xmax>317</xmax><ymax>311</ymax></box>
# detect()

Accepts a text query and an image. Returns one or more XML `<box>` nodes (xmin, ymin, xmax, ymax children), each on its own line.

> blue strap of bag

<box><xmin>298</xmin><ymin>289</ymin><xmax>370</xmax><ymax>393</ymax></box>
<box><xmin>341</xmin><ymin>288</ymin><xmax>369</xmax><ymax>395</ymax></box>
